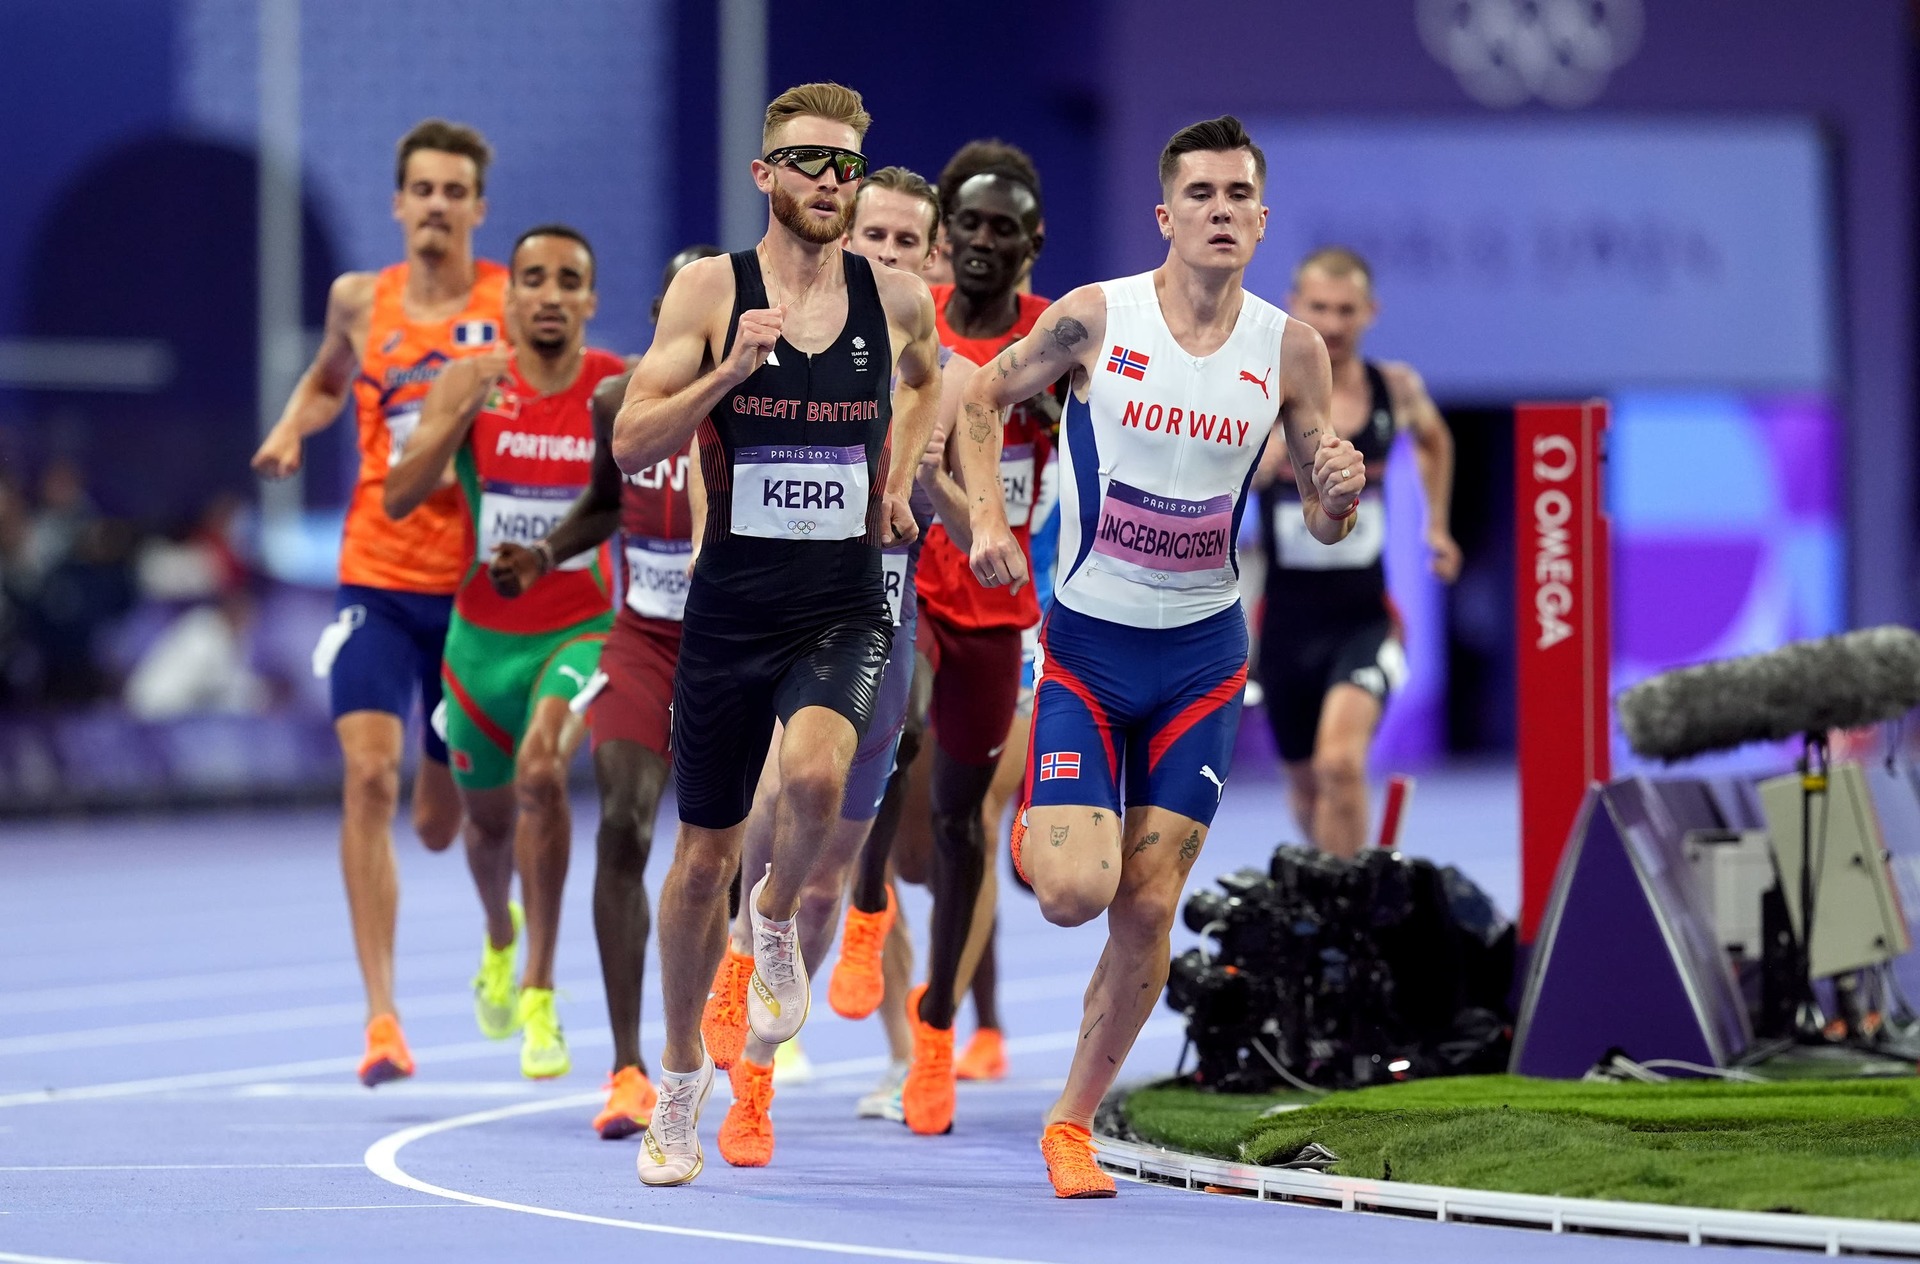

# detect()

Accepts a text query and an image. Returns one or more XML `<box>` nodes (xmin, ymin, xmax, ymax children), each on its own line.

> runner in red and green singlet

<box><xmin>388</xmin><ymin>224</ymin><xmax>621</xmax><ymax>1084</ymax></box>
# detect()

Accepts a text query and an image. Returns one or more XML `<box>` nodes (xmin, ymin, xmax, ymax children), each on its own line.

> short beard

<box><xmin>771</xmin><ymin>184</ymin><xmax>851</xmax><ymax>245</ymax></box>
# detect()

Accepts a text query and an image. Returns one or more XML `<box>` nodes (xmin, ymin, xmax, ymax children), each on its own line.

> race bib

<box><xmin>881</xmin><ymin>548</ymin><xmax>910</xmax><ymax>626</ymax></box>
<box><xmin>1271</xmin><ymin>496</ymin><xmax>1384</xmax><ymax>570</ymax></box>
<box><xmin>1000</xmin><ymin>442</ymin><xmax>1036</xmax><ymax>527</ymax></box>
<box><xmin>479</xmin><ymin>482</ymin><xmax>593</xmax><ymax>569</ymax></box>
<box><xmin>625</xmin><ymin>537</ymin><xmax>693</xmax><ymax>621</ymax></box>
<box><xmin>385</xmin><ymin>403</ymin><xmax>421</xmax><ymax>468</ymax></box>
<box><xmin>730</xmin><ymin>444</ymin><xmax>869</xmax><ymax>541</ymax></box>
<box><xmin>1088</xmin><ymin>479</ymin><xmax>1234</xmax><ymax>590</ymax></box>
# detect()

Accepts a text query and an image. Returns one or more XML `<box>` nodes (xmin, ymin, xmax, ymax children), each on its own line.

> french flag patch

<box><xmin>1106</xmin><ymin>345</ymin><xmax>1149</xmax><ymax>381</ymax></box>
<box><xmin>453</xmin><ymin>319</ymin><xmax>499</xmax><ymax>347</ymax></box>
<box><xmin>1039</xmin><ymin>751</ymin><xmax>1081</xmax><ymax>781</ymax></box>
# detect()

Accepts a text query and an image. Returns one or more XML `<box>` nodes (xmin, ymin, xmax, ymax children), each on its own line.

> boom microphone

<box><xmin>1616</xmin><ymin>626</ymin><xmax>1920</xmax><ymax>763</ymax></box>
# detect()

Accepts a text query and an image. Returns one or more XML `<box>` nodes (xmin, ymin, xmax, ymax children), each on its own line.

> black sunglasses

<box><xmin>763</xmin><ymin>145</ymin><xmax>869</xmax><ymax>184</ymax></box>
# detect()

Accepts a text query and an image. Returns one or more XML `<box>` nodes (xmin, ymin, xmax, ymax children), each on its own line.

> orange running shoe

<box><xmin>702</xmin><ymin>947</ymin><xmax>753</xmax><ymax>1070</ymax></box>
<box><xmin>1040</xmin><ymin>1121</ymin><xmax>1116</xmax><ymax>1198</ymax></box>
<box><xmin>955</xmin><ymin>1027</ymin><xmax>1008</xmax><ymax>1081</ymax></box>
<box><xmin>592</xmin><ymin>1065</ymin><xmax>658</xmax><ymax>1140</ymax></box>
<box><xmin>828</xmin><ymin>888</ymin><xmax>895</xmax><ymax>1019</ymax></box>
<box><xmin>902</xmin><ymin>983</ymin><xmax>956</xmax><ymax>1136</ymax></box>
<box><xmin>358</xmin><ymin>1014</ymin><xmax>414</xmax><ymax>1088</ymax></box>
<box><xmin>1010</xmin><ymin>805</ymin><xmax>1030</xmax><ymax>884</ymax></box>
<box><xmin>717</xmin><ymin>1057</ymin><xmax>775</xmax><ymax>1167</ymax></box>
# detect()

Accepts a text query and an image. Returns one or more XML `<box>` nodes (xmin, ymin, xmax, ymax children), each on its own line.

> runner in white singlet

<box><xmin>953</xmin><ymin>115</ymin><xmax>1367</xmax><ymax>1199</ymax></box>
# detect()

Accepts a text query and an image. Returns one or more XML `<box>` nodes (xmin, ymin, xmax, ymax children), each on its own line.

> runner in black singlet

<box><xmin>611</xmin><ymin>82</ymin><xmax>941</xmax><ymax>1189</ymax></box>
<box><xmin>1254</xmin><ymin>246</ymin><xmax>1460</xmax><ymax>860</ymax></box>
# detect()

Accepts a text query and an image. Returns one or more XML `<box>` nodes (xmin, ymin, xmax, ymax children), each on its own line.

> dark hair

<box><xmin>510</xmin><ymin>224</ymin><xmax>596</xmax><ymax>285</ymax></box>
<box><xmin>857</xmin><ymin>166</ymin><xmax>941</xmax><ymax>241</ymax></box>
<box><xmin>1158</xmin><ymin>115</ymin><xmax>1266</xmax><ymax>192</ymax></box>
<box><xmin>937</xmin><ymin>139</ymin><xmax>1044</xmax><ymax>223</ymax></box>
<box><xmin>653</xmin><ymin>244</ymin><xmax>724</xmax><ymax>322</ymax></box>
<box><xmin>1293</xmin><ymin>245</ymin><xmax>1374</xmax><ymax>292</ymax></box>
<box><xmin>395</xmin><ymin>118</ymin><xmax>494</xmax><ymax>195</ymax></box>
<box><xmin>660</xmin><ymin>244</ymin><xmax>723</xmax><ymax>293</ymax></box>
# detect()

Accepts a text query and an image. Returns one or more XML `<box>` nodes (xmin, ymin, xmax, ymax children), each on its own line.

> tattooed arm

<box><xmin>1276</xmin><ymin>320</ymin><xmax>1360</xmax><ymax>545</ymax></box>
<box><xmin>955</xmin><ymin>285</ymin><xmax>1108</xmax><ymax>589</ymax></box>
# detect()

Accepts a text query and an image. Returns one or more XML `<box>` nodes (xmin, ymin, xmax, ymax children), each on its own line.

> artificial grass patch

<box><xmin>1124</xmin><ymin>1075</ymin><xmax>1920</xmax><ymax>1222</ymax></box>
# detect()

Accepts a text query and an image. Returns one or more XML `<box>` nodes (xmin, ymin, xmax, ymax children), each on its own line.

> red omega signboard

<box><xmin>1515</xmin><ymin>402</ymin><xmax>1611</xmax><ymax>943</ymax></box>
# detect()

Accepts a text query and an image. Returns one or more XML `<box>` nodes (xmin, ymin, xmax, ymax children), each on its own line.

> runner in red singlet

<box><xmin>894</xmin><ymin>150</ymin><xmax>1054</xmax><ymax>1137</ymax></box>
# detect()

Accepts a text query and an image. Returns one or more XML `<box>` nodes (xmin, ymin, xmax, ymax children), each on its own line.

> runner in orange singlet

<box><xmin>251</xmin><ymin>119</ymin><xmax>506</xmax><ymax>1086</ymax></box>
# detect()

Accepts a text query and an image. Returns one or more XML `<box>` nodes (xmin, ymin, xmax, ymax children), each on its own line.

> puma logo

<box><xmin>557</xmin><ymin>665</ymin><xmax>589</xmax><ymax>689</ymax></box>
<box><xmin>1199</xmin><ymin>765</ymin><xmax>1226</xmax><ymax>801</ymax></box>
<box><xmin>1239</xmin><ymin>367</ymin><xmax>1271</xmax><ymax>399</ymax></box>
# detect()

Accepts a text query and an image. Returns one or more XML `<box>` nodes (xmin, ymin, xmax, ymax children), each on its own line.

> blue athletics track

<box><xmin>2</xmin><ymin>765</ymin><xmax>1762</xmax><ymax>1263</ymax></box>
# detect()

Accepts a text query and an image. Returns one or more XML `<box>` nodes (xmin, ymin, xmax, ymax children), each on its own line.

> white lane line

<box><xmin>235</xmin><ymin>1081</ymin><xmax>551</xmax><ymax>1099</ymax></box>
<box><xmin>0</xmin><ymin>949</ymin><xmax>483</xmax><ymax>1017</ymax></box>
<box><xmin>365</xmin><ymin>1092</ymin><xmax>1060</xmax><ymax>1263</ymax></box>
<box><xmin>0</xmin><ymin>995</ymin><xmax>1164</xmax><ymax>1109</ymax></box>
<box><xmin>0</xmin><ymin>1252</ymin><xmax>124</xmax><ymax>1264</ymax></box>
<box><xmin>0</xmin><ymin>963</ymin><xmax>1082</xmax><ymax>1025</ymax></box>
<box><xmin>0</xmin><ymin>976</ymin><xmax>600</xmax><ymax>1057</ymax></box>
<box><xmin>257</xmin><ymin>1203</ymin><xmax>479</xmax><ymax>1212</ymax></box>
<box><xmin>0</xmin><ymin>1026</ymin><xmax>616</xmax><ymax>1109</ymax></box>
<box><xmin>0</xmin><ymin>1162</ymin><xmax>361</xmax><ymax>1172</ymax></box>
<box><xmin>990</xmin><ymin>971</ymin><xmax>1095</xmax><ymax>1002</ymax></box>
<box><xmin>361</xmin><ymin>1022</ymin><xmax>1179</xmax><ymax>1264</ymax></box>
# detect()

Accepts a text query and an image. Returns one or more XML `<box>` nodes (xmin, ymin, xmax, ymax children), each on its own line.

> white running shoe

<box><xmin>637</xmin><ymin>1056</ymin><xmax>714</xmax><ymax>1187</ymax></box>
<box><xmin>856</xmin><ymin>1059</ymin><xmax>908</xmax><ymax>1122</ymax></box>
<box><xmin>746</xmin><ymin>868</ymin><xmax>810</xmax><ymax>1045</ymax></box>
<box><xmin>772</xmin><ymin>1036</ymin><xmax>814</xmax><ymax>1086</ymax></box>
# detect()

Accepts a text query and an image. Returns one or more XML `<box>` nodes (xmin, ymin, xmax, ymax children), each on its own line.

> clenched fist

<box><xmin>488</xmin><ymin>541</ymin><xmax>548</xmax><ymax>598</ymax></box>
<box><xmin>722</xmin><ymin>306</ymin><xmax>785</xmax><ymax>386</ymax></box>
<box><xmin>1312</xmin><ymin>432</ymin><xmax>1365</xmax><ymax>517</ymax></box>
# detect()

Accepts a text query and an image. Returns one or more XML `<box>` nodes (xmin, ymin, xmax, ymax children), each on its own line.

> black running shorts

<box><xmin>1255</xmin><ymin>614</ymin><xmax>1405</xmax><ymax>764</ymax></box>
<box><xmin>671</xmin><ymin>599</ymin><xmax>892</xmax><ymax>830</ymax></box>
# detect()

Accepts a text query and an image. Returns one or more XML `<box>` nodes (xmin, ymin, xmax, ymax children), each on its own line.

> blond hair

<box><xmin>857</xmin><ymin>166</ymin><xmax>940</xmax><ymax>239</ymax></box>
<box><xmin>1292</xmin><ymin>246</ymin><xmax>1374</xmax><ymax>293</ymax></box>
<box><xmin>763</xmin><ymin>82</ymin><xmax>872</xmax><ymax>150</ymax></box>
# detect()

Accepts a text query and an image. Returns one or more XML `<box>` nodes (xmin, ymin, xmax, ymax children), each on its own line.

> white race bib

<box><xmin>385</xmin><ymin>403</ymin><xmax>421</xmax><ymax>468</ymax></box>
<box><xmin>625</xmin><ymin>537</ymin><xmax>693</xmax><ymax>621</ymax></box>
<box><xmin>1272</xmin><ymin>497</ymin><xmax>1384</xmax><ymax>570</ymax></box>
<box><xmin>881</xmin><ymin>548</ymin><xmax>910</xmax><ymax>626</ymax></box>
<box><xmin>730</xmin><ymin>444</ymin><xmax>869</xmax><ymax>541</ymax></box>
<box><xmin>1087</xmin><ymin>479</ymin><xmax>1235</xmax><ymax>590</ymax></box>
<box><xmin>1000</xmin><ymin>442</ymin><xmax>1036</xmax><ymax>527</ymax></box>
<box><xmin>479</xmin><ymin>482</ymin><xmax>593</xmax><ymax>569</ymax></box>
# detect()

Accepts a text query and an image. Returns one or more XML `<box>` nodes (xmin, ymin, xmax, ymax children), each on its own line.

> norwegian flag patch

<box><xmin>1039</xmin><ymin>751</ymin><xmax>1081</xmax><ymax>781</ymax></box>
<box><xmin>1106</xmin><ymin>345</ymin><xmax>1149</xmax><ymax>380</ymax></box>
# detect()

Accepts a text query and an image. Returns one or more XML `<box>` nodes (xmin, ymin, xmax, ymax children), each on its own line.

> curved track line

<box><xmin>363</xmin><ymin>1091</ymin><xmax>1064</xmax><ymax>1264</ymax></box>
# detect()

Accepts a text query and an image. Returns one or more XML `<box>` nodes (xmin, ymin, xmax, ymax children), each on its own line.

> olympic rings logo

<box><xmin>787</xmin><ymin>520</ymin><xmax>819</xmax><ymax>534</ymax></box>
<box><xmin>1417</xmin><ymin>0</ymin><xmax>1643</xmax><ymax>110</ymax></box>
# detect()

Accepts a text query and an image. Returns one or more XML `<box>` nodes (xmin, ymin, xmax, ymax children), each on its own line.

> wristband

<box><xmin>1324</xmin><ymin>495</ymin><xmax>1359</xmax><ymax>521</ymax></box>
<box><xmin>531</xmin><ymin>540</ymin><xmax>555</xmax><ymax>575</ymax></box>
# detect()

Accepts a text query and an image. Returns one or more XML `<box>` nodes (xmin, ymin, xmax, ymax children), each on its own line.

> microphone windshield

<box><xmin>1616</xmin><ymin>626</ymin><xmax>1920</xmax><ymax>762</ymax></box>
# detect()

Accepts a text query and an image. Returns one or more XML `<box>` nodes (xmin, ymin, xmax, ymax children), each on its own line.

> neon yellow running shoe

<box><xmin>518</xmin><ymin>987</ymin><xmax>571</xmax><ymax>1080</ymax></box>
<box><xmin>472</xmin><ymin>901</ymin><xmax>523</xmax><ymax>1040</ymax></box>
